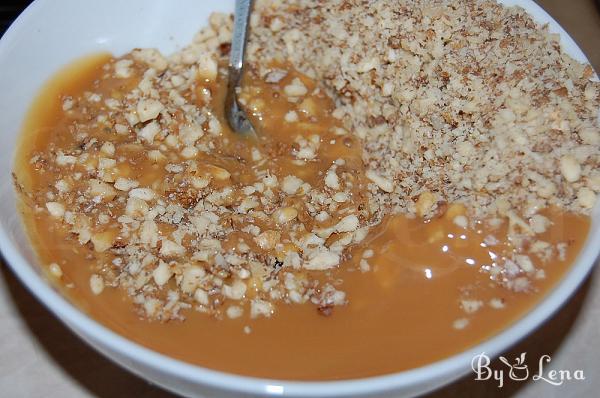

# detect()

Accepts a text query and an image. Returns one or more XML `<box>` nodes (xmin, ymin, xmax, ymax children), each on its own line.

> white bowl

<box><xmin>0</xmin><ymin>0</ymin><xmax>598</xmax><ymax>397</ymax></box>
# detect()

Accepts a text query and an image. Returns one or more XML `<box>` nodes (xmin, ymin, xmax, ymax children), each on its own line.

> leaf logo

<box><xmin>499</xmin><ymin>353</ymin><xmax>529</xmax><ymax>381</ymax></box>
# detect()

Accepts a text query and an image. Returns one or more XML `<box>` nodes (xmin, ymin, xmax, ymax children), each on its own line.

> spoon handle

<box><xmin>229</xmin><ymin>0</ymin><xmax>253</xmax><ymax>86</ymax></box>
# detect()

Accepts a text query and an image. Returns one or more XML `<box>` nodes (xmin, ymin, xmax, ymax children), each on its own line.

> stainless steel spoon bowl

<box><xmin>225</xmin><ymin>0</ymin><xmax>256</xmax><ymax>136</ymax></box>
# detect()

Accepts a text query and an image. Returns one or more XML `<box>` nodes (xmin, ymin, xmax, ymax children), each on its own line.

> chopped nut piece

<box><xmin>190</xmin><ymin>176</ymin><xmax>211</xmax><ymax>189</ymax></box>
<box><xmin>223</xmin><ymin>280</ymin><xmax>247</xmax><ymax>300</ymax></box>
<box><xmin>579</xmin><ymin>127</ymin><xmax>600</xmax><ymax>145</ymax></box>
<box><xmin>530</xmin><ymin>214</ymin><xmax>551</xmax><ymax>234</ymax></box>
<box><xmin>198</xmin><ymin>55</ymin><xmax>218</xmax><ymax>81</ymax></box>
<box><xmin>265</xmin><ymin>69</ymin><xmax>287</xmax><ymax>83</ymax></box>
<box><xmin>281</xmin><ymin>175</ymin><xmax>304</xmax><ymax>195</ymax></box>
<box><xmin>91</xmin><ymin>231</ymin><xmax>115</xmax><ymax>253</ymax></box>
<box><xmin>89</xmin><ymin>274</ymin><xmax>105</xmax><ymax>295</ymax></box>
<box><xmin>181</xmin><ymin>146</ymin><xmax>199</xmax><ymax>159</ymax></box>
<box><xmin>365</xmin><ymin>170</ymin><xmax>394</xmax><ymax>193</ymax></box>
<box><xmin>325</xmin><ymin>168</ymin><xmax>340</xmax><ymax>190</ymax></box>
<box><xmin>114</xmin><ymin>59</ymin><xmax>133</xmax><ymax>78</ymax></box>
<box><xmin>284</xmin><ymin>110</ymin><xmax>299</xmax><ymax>122</ymax></box>
<box><xmin>284</xmin><ymin>78</ymin><xmax>308</xmax><ymax>97</ymax></box>
<box><xmin>453</xmin><ymin>318</ymin><xmax>469</xmax><ymax>330</ymax></box>
<box><xmin>335</xmin><ymin>215</ymin><xmax>359</xmax><ymax>233</ymax></box>
<box><xmin>129</xmin><ymin>187</ymin><xmax>156</xmax><ymax>201</ymax></box>
<box><xmin>194</xmin><ymin>288</ymin><xmax>209</xmax><ymax>305</ymax></box>
<box><xmin>48</xmin><ymin>263</ymin><xmax>63</xmax><ymax>278</ymax></box>
<box><xmin>126</xmin><ymin>197</ymin><xmax>149</xmax><ymax>217</ymax></box>
<box><xmin>254</xmin><ymin>230</ymin><xmax>281</xmax><ymax>250</ymax></box>
<box><xmin>250</xmin><ymin>299</ymin><xmax>274</xmax><ymax>318</ymax></box>
<box><xmin>45</xmin><ymin>202</ymin><xmax>65</xmax><ymax>218</ymax></box>
<box><xmin>489</xmin><ymin>298</ymin><xmax>506</xmax><ymax>309</ymax></box>
<box><xmin>460</xmin><ymin>299</ymin><xmax>483</xmax><ymax>314</ymax></box>
<box><xmin>205</xmin><ymin>165</ymin><xmax>230</xmax><ymax>180</ymax></box>
<box><xmin>415</xmin><ymin>191</ymin><xmax>436</xmax><ymax>218</ymax></box>
<box><xmin>114</xmin><ymin>178</ymin><xmax>139</xmax><ymax>191</ymax></box>
<box><xmin>114</xmin><ymin>124</ymin><xmax>129</xmax><ymax>134</ymax></box>
<box><xmin>56</xmin><ymin>153</ymin><xmax>77</xmax><ymax>166</ymax></box>
<box><xmin>577</xmin><ymin>187</ymin><xmax>596</xmax><ymax>209</ymax></box>
<box><xmin>153</xmin><ymin>261</ymin><xmax>173</xmax><ymax>286</ymax></box>
<box><xmin>132</xmin><ymin>48</ymin><xmax>168</xmax><ymax>72</ymax></box>
<box><xmin>363</xmin><ymin>249</ymin><xmax>374</xmax><ymax>259</ymax></box>
<box><xmin>137</xmin><ymin>99</ymin><xmax>164</xmax><ymax>123</ymax></box>
<box><xmin>226</xmin><ymin>306</ymin><xmax>244</xmax><ymax>319</ymax></box>
<box><xmin>160</xmin><ymin>239</ymin><xmax>186</xmax><ymax>257</ymax></box>
<box><xmin>305</xmin><ymin>250</ymin><xmax>340</xmax><ymax>270</ymax></box>
<box><xmin>515</xmin><ymin>254</ymin><xmax>535</xmax><ymax>273</ymax></box>
<box><xmin>138</xmin><ymin>120</ymin><xmax>161</xmax><ymax>144</ymax></box>
<box><xmin>89</xmin><ymin>179</ymin><xmax>117</xmax><ymax>201</ymax></box>
<box><xmin>272</xmin><ymin>207</ymin><xmax>298</xmax><ymax>224</ymax></box>
<box><xmin>453</xmin><ymin>215</ymin><xmax>468</xmax><ymax>229</ymax></box>
<box><xmin>179</xmin><ymin>124</ymin><xmax>204</xmax><ymax>146</ymax></box>
<box><xmin>560</xmin><ymin>155</ymin><xmax>581</xmax><ymax>183</ymax></box>
<box><xmin>100</xmin><ymin>142</ymin><xmax>116</xmax><ymax>156</ymax></box>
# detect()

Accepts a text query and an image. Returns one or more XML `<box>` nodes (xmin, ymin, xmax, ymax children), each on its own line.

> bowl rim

<box><xmin>0</xmin><ymin>0</ymin><xmax>599</xmax><ymax>396</ymax></box>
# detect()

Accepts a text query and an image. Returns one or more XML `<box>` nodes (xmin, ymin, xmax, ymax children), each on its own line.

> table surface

<box><xmin>1</xmin><ymin>1</ymin><xmax>599</xmax><ymax>397</ymax></box>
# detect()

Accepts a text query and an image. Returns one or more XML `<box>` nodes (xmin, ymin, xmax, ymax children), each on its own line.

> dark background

<box><xmin>0</xmin><ymin>0</ymin><xmax>33</xmax><ymax>35</ymax></box>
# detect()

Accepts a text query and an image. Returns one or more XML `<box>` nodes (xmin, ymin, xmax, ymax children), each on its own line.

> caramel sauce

<box><xmin>14</xmin><ymin>55</ymin><xmax>590</xmax><ymax>380</ymax></box>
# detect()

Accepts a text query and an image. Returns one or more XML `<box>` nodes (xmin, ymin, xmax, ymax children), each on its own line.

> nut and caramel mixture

<box><xmin>249</xmin><ymin>0</ymin><xmax>600</xmax><ymax>219</ymax></box>
<box><xmin>20</xmin><ymin>28</ymin><xmax>376</xmax><ymax>320</ymax></box>
<box><xmin>16</xmin><ymin>0</ymin><xmax>599</xmax><ymax>329</ymax></box>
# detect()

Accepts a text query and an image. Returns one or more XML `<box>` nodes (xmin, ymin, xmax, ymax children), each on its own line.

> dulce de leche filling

<box><xmin>13</xmin><ymin>1</ymin><xmax>599</xmax><ymax>381</ymax></box>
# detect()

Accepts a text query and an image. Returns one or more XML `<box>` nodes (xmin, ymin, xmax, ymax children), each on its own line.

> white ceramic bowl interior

<box><xmin>0</xmin><ymin>1</ymin><xmax>598</xmax><ymax>397</ymax></box>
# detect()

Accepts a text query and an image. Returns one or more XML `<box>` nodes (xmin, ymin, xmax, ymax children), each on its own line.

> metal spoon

<box><xmin>225</xmin><ymin>0</ymin><xmax>256</xmax><ymax>136</ymax></box>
